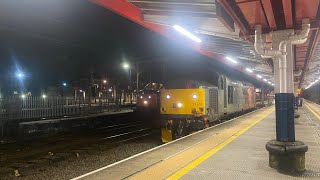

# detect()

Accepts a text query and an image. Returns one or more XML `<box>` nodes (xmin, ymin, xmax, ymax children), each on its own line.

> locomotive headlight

<box><xmin>192</xmin><ymin>94</ymin><xmax>197</xmax><ymax>99</ymax></box>
<box><xmin>148</xmin><ymin>95</ymin><xmax>151</xmax><ymax>99</ymax></box>
<box><xmin>177</xmin><ymin>102</ymin><xmax>183</xmax><ymax>108</ymax></box>
<box><xmin>143</xmin><ymin>100</ymin><xmax>148</xmax><ymax>105</ymax></box>
<box><xmin>166</xmin><ymin>95</ymin><xmax>171</xmax><ymax>99</ymax></box>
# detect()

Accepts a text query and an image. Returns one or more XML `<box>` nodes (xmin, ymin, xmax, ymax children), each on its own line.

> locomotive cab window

<box><xmin>228</xmin><ymin>86</ymin><xmax>234</xmax><ymax>104</ymax></box>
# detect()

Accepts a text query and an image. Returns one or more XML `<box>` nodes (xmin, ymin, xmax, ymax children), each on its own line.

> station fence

<box><xmin>0</xmin><ymin>96</ymin><xmax>135</xmax><ymax>137</ymax></box>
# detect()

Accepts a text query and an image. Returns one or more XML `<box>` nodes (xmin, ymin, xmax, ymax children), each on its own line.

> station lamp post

<box><xmin>122</xmin><ymin>60</ymin><xmax>156</xmax><ymax>93</ymax></box>
<box><xmin>122</xmin><ymin>62</ymin><xmax>131</xmax><ymax>85</ymax></box>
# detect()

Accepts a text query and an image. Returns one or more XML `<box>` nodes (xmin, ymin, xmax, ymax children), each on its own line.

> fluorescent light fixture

<box><xmin>268</xmin><ymin>81</ymin><xmax>272</xmax><ymax>84</ymax></box>
<box><xmin>263</xmin><ymin>79</ymin><xmax>267</xmax><ymax>82</ymax></box>
<box><xmin>226</xmin><ymin>56</ymin><xmax>238</xmax><ymax>64</ymax></box>
<box><xmin>257</xmin><ymin>75</ymin><xmax>262</xmax><ymax>79</ymax></box>
<box><xmin>272</xmin><ymin>83</ymin><xmax>274</xmax><ymax>86</ymax></box>
<box><xmin>173</xmin><ymin>25</ymin><xmax>201</xmax><ymax>43</ymax></box>
<box><xmin>245</xmin><ymin>68</ymin><xmax>253</xmax><ymax>73</ymax></box>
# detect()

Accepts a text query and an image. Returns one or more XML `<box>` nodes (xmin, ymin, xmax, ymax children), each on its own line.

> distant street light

<box><xmin>42</xmin><ymin>94</ymin><xmax>47</xmax><ymax>99</ymax></box>
<box><xmin>16</xmin><ymin>73</ymin><xmax>24</xmax><ymax>79</ymax></box>
<box><xmin>62</xmin><ymin>82</ymin><xmax>67</xmax><ymax>87</ymax></box>
<box><xmin>103</xmin><ymin>80</ymin><xmax>107</xmax><ymax>84</ymax></box>
<box><xmin>122</xmin><ymin>62</ymin><xmax>130</xmax><ymax>69</ymax></box>
<box><xmin>21</xmin><ymin>94</ymin><xmax>26</xmax><ymax>99</ymax></box>
<box><xmin>122</xmin><ymin>63</ymin><xmax>132</xmax><ymax>85</ymax></box>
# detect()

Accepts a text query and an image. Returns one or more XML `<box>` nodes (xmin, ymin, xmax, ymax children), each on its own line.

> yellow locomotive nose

<box><xmin>160</xmin><ymin>89</ymin><xmax>206</xmax><ymax>143</ymax></box>
<box><xmin>161</xmin><ymin>89</ymin><xmax>205</xmax><ymax>115</ymax></box>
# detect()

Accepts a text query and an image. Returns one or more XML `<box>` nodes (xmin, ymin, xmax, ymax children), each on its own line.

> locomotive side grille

<box><xmin>209</xmin><ymin>88</ymin><xmax>218</xmax><ymax>114</ymax></box>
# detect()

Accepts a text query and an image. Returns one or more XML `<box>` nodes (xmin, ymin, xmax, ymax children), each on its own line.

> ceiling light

<box><xmin>226</xmin><ymin>56</ymin><xmax>238</xmax><ymax>64</ymax></box>
<box><xmin>263</xmin><ymin>79</ymin><xmax>267</xmax><ymax>82</ymax></box>
<box><xmin>257</xmin><ymin>75</ymin><xmax>262</xmax><ymax>78</ymax></box>
<box><xmin>173</xmin><ymin>25</ymin><xmax>201</xmax><ymax>43</ymax></box>
<box><xmin>245</xmin><ymin>68</ymin><xmax>253</xmax><ymax>73</ymax></box>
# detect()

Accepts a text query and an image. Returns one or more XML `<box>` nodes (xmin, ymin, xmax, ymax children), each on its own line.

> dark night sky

<box><xmin>0</xmin><ymin>0</ymin><xmax>258</xmax><ymax>95</ymax></box>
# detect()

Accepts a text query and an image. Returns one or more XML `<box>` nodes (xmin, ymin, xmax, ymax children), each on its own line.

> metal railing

<box><xmin>0</xmin><ymin>96</ymin><xmax>135</xmax><ymax>137</ymax></box>
<box><xmin>0</xmin><ymin>96</ymin><xmax>135</xmax><ymax>120</ymax></box>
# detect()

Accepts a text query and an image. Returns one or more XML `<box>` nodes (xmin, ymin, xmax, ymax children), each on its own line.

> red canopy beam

<box><xmin>218</xmin><ymin>0</ymin><xmax>252</xmax><ymax>39</ymax></box>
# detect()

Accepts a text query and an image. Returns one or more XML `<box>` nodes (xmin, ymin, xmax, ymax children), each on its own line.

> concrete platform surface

<box><xmin>72</xmin><ymin>101</ymin><xmax>320</xmax><ymax>180</ymax></box>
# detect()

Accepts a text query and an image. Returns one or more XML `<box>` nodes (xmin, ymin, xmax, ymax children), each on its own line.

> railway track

<box><xmin>0</xmin><ymin>119</ymin><xmax>159</xmax><ymax>179</ymax></box>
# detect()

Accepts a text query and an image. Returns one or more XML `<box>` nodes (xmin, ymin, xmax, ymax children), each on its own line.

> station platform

<box><xmin>16</xmin><ymin>109</ymin><xmax>134</xmax><ymax>139</ymax></box>
<box><xmin>19</xmin><ymin>109</ymin><xmax>133</xmax><ymax>126</ymax></box>
<box><xmin>73</xmin><ymin>101</ymin><xmax>320</xmax><ymax>180</ymax></box>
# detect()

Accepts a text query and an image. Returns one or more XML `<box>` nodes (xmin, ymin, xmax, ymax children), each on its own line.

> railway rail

<box><xmin>0</xmin><ymin>117</ymin><xmax>159</xmax><ymax>179</ymax></box>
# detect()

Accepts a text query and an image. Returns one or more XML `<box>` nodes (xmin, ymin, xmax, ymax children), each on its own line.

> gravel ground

<box><xmin>1</xmin><ymin>134</ymin><xmax>160</xmax><ymax>180</ymax></box>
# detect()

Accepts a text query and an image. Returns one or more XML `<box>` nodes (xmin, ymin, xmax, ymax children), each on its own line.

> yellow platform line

<box><xmin>166</xmin><ymin>108</ymin><xmax>274</xmax><ymax>180</ymax></box>
<box><xmin>305</xmin><ymin>102</ymin><xmax>320</xmax><ymax>120</ymax></box>
<box><xmin>128</xmin><ymin>107</ymin><xmax>274</xmax><ymax>180</ymax></box>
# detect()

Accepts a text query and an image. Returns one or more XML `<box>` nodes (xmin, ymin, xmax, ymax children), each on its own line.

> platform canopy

<box><xmin>93</xmin><ymin>0</ymin><xmax>320</xmax><ymax>89</ymax></box>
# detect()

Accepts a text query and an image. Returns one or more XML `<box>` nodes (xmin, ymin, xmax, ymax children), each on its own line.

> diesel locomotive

<box><xmin>160</xmin><ymin>75</ymin><xmax>256</xmax><ymax>142</ymax></box>
<box><xmin>136</xmin><ymin>82</ymin><xmax>164</xmax><ymax>112</ymax></box>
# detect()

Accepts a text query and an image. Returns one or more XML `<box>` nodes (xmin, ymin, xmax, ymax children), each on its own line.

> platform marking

<box><xmin>166</xmin><ymin>108</ymin><xmax>274</xmax><ymax>180</ymax></box>
<box><xmin>305</xmin><ymin>103</ymin><xmax>320</xmax><ymax>121</ymax></box>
